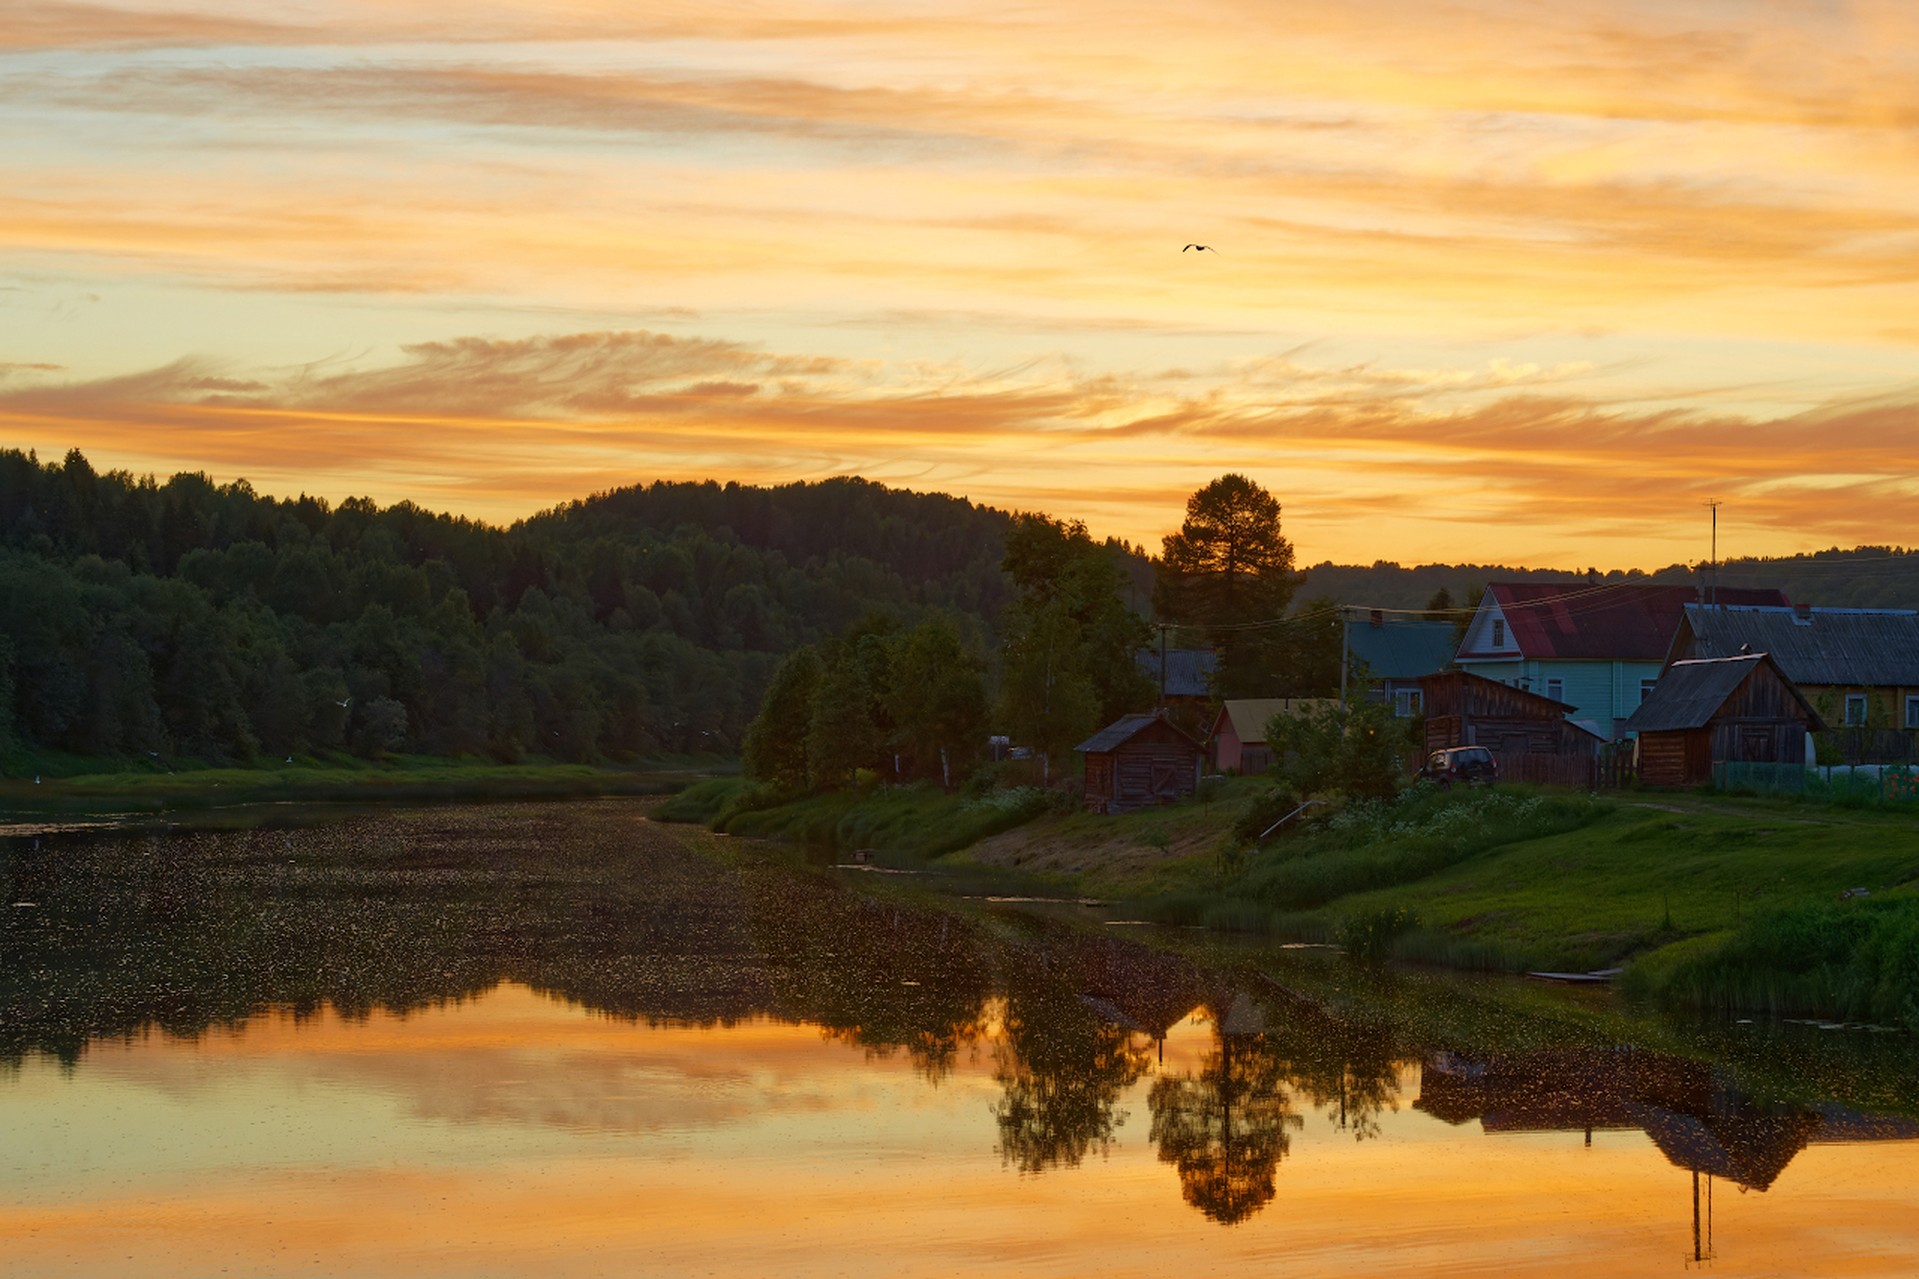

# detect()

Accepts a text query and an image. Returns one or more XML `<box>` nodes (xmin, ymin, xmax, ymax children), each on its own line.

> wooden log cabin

<box><xmin>1624</xmin><ymin>652</ymin><xmax>1825</xmax><ymax>788</ymax></box>
<box><xmin>1075</xmin><ymin>712</ymin><xmax>1207</xmax><ymax>814</ymax></box>
<box><xmin>1416</xmin><ymin>669</ymin><xmax>1603</xmax><ymax>787</ymax></box>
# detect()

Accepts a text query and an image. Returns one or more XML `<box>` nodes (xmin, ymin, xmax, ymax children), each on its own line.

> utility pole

<box><xmin>1158</xmin><ymin>621</ymin><xmax>1169</xmax><ymax>710</ymax></box>
<box><xmin>1338</xmin><ymin>606</ymin><xmax>1351</xmax><ymax>705</ymax></box>
<box><xmin>1703</xmin><ymin>499</ymin><xmax>1723</xmax><ymax>608</ymax></box>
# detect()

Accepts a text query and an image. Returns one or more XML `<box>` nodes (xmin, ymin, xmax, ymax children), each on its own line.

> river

<box><xmin>3</xmin><ymin>799</ymin><xmax>1917</xmax><ymax>1276</ymax></box>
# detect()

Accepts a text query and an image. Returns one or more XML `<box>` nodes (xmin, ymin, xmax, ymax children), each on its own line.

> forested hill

<box><xmin>0</xmin><ymin>451</ymin><xmax>1036</xmax><ymax>767</ymax></box>
<box><xmin>1300</xmin><ymin>547</ymin><xmax>1919</xmax><ymax>614</ymax></box>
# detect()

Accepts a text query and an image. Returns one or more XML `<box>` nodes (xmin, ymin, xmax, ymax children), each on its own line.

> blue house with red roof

<box><xmin>1454</xmin><ymin>583</ymin><xmax>1789</xmax><ymax>738</ymax></box>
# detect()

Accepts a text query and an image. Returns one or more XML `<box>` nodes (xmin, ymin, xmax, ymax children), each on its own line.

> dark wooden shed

<box><xmin>1075</xmin><ymin>712</ymin><xmax>1206</xmax><ymax>814</ymax></box>
<box><xmin>1624</xmin><ymin>652</ymin><xmax>1825</xmax><ymax>788</ymax></box>
<box><xmin>1416</xmin><ymin>669</ymin><xmax>1602</xmax><ymax>786</ymax></box>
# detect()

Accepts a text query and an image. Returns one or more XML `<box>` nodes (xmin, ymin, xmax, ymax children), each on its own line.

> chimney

<box><xmin>1370</xmin><ymin>609</ymin><xmax>1383</xmax><ymax>628</ymax></box>
<box><xmin>1795</xmin><ymin>603</ymin><xmax>1813</xmax><ymax>621</ymax></box>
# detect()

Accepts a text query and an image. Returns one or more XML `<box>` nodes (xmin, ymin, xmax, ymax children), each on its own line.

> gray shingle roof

<box><xmin>1074</xmin><ymin>713</ymin><xmax>1162</xmax><ymax>754</ymax></box>
<box><xmin>1074</xmin><ymin>712</ymin><xmax>1204</xmax><ymax>755</ymax></box>
<box><xmin>1676</xmin><ymin>604</ymin><xmax>1919</xmax><ymax>686</ymax></box>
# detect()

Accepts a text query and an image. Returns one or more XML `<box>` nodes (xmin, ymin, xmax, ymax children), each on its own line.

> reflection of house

<box><xmin>1076</xmin><ymin>712</ymin><xmax>1207</xmax><ymax>813</ymax></box>
<box><xmin>1207</xmin><ymin>698</ymin><xmax>1336</xmax><ymax>774</ymax></box>
<box><xmin>1416</xmin><ymin>670</ymin><xmax>1603</xmax><ymax>786</ymax></box>
<box><xmin>1666</xmin><ymin>604</ymin><xmax>1919</xmax><ymax>763</ymax></box>
<box><xmin>1625</xmin><ymin>652</ymin><xmax>1826</xmax><ymax>788</ymax></box>
<box><xmin>1415</xmin><ymin>1045</ymin><xmax>1919</xmax><ymax>1191</ymax></box>
<box><xmin>1346</xmin><ymin>614</ymin><xmax>1456</xmax><ymax>717</ymax></box>
<box><xmin>1455</xmin><ymin>583</ymin><xmax>1790</xmax><ymax>737</ymax></box>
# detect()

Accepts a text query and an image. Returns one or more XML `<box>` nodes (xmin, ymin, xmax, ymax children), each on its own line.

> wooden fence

<box><xmin>1491</xmin><ymin>750</ymin><xmax>1600</xmax><ymax>789</ymax></box>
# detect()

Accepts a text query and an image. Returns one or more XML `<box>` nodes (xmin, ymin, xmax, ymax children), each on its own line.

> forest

<box><xmin>0</xmin><ymin>449</ymin><xmax>1023</xmax><ymax>767</ymax></box>
<box><xmin>0</xmin><ymin>445</ymin><xmax>1912</xmax><ymax>773</ymax></box>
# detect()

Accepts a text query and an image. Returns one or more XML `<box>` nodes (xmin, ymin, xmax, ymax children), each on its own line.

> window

<box><xmin>1907</xmin><ymin>695</ymin><xmax>1919</xmax><ymax>730</ymax></box>
<box><xmin>1640</xmin><ymin>678</ymin><xmax>1657</xmax><ymax>704</ymax></box>
<box><xmin>1845</xmin><ymin>694</ymin><xmax>1868</xmax><ymax>727</ymax></box>
<box><xmin>1491</xmin><ymin>618</ymin><xmax>1505</xmax><ymax>647</ymax></box>
<box><xmin>1394</xmin><ymin>689</ymin><xmax>1422</xmax><ymax>718</ymax></box>
<box><xmin>1546</xmin><ymin>678</ymin><xmax>1564</xmax><ymax>703</ymax></box>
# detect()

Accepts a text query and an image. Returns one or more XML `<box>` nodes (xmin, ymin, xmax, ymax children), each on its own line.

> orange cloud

<box><xmin>0</xmin><ymin>329</ymin><xmax>1912</xmax><ymax>566</ymax></box>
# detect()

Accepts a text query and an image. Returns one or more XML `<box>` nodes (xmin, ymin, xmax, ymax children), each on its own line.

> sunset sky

<box><xmin>3</xmin><ymin>0</ymin><xmax>1917</xmax><ymax>567</ymax></box>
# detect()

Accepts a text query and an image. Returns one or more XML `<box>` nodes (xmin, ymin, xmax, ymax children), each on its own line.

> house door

<box><xmin>1149</xmin><ymin>761</ymin><xmax>1181</xmax><ymax>801</ymax></box>
<box><xmin>1737</xmin><ymin>726</ymin><xmax>1775</xmax><ymax>762</ymax></box>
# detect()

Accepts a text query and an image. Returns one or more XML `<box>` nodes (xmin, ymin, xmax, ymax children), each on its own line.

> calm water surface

<box><xmin>3</xmin><ymin>800</ymin><xmax>1917</xmax><ymax>1277</ymax></box>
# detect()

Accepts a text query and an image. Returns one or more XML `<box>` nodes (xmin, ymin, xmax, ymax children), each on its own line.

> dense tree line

<box><xmin>0</xmin><ymin>450</ymin><xmax>1027</xmax><ymax>766</ymax></box>
<box><xmin>1299</xmin><ymin>547</ymin><xmax>1919</xmax><ymax>615</ymax></box>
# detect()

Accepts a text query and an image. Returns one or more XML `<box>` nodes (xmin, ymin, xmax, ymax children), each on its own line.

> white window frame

<box><xmin>1491</xmin><ymin>618</ymin><xmax>1505</xmax><ymax>648</ymax></box>
<box><xmin>1545</xmin><ymin>678</ymin><xmax>1564</xmax><ymax>703</ymax></box>
<box><xmin>1907</xmin><ymin>695</ymin><xmax>1919</xmax><ymax>730</ymax></box>
<box><xmin>1640</xmin><ymin>678</ymin><xmax>1657</xmax><ymax>705</ymax></box>
<box><xmin>1394</xmin><ymin>688</ymin><xmax>1422</xmax><ymax>718</ymax></box>
<box><xmin>1845</xmin><ymin>693</ymin><xmax>1868</xmax><ymax>727</ymax></box>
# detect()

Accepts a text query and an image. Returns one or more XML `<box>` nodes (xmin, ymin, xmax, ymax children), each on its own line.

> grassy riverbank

<box><xmin>0</xmin><ymin>751</ymin><xmax>724</xmax><ymax>818</ymax></box>
<box><xmin>663</xmin><ymin>773</ymin><xmax>1919</xmax><ymax>1026</ymax></box>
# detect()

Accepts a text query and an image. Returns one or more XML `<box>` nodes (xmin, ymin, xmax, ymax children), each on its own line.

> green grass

<box><xmin>0</xmin><ymin>752</ymin><xmax>713</xmax><ymax>816</ymax></box>
<box><xmin>658</xmin><ymin>777</ymin><xmax>1064</xmax><ymax>864</ymax></box>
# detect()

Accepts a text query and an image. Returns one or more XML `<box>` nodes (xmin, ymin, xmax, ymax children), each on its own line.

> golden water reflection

<box><xmin>5</xmin><ymin>804</ymin><xmax>1919</xmax><ymax>1276</ymax></box>
<box><xmin>4</xmin><ymin>983</ymin><xmax>1919</xmax><ymax>1278</ymax></box>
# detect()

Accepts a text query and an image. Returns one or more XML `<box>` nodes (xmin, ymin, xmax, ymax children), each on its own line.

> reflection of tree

<box><xmin>1148</xmin><ymin>1025</ymin><xmax>1302</xmax><ymax>1224</ymax></box>
<box><xmin>1279</xmin><ymin>1013</ymin><xmax>1403</xmax><ymax>1142</ymax></box>
<box><xmin>992</xmin><ymin>973</ymin><xmax>1153</xmax><ymax>1173</ymax></box>
<box><xmin>747</xmin><ymin>878</ymin><xmax>993</xmax><ymax>1084</ymax></box>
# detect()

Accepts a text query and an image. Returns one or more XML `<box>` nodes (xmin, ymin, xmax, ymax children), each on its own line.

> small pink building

<box><xmin>1207</xmin><ymin>698</ymin><xmax>1336</xmax><ymax>774</ymax></box>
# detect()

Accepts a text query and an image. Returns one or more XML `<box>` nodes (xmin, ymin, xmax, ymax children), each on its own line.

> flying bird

<box><xmin>337</xmin><ymin>696</ymin><xmax>352</xmax><ymax>708</ymax></box>
<box><xmin>1182</xmin><ymin>244</ymin><xmax>1217</xmax><ymax>253</ymax></box>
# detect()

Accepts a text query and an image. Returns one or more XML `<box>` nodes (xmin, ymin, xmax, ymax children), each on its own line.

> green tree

<box><xmin>742</xmin><ymin>646</ymin><xmax>823</xmax><ymax>791</ymax></box>
<box><xmin>885</xmin><ymin>618</ymin><xmax>988</xmax><ymax>783</ymax></box>
<box><xmin>1271</xmin><ymin>595</ymin><xmax>1344</xmax><ymax>697</ymax></box>
<box><xmin>1155</xmin><ymin>475</ymin><xmax>1297</xmax><ymax>696</ymax></box>
<box><xmin>997</xmin><ymin>514</ymin><xmax>1152</xmax><ymax>758</ymax></box>
<box><xmin>1264</xmin><ymin>695</ymin><xmax>1411</xmax><ymax>799</ymax></box>
<box><xmin>807</xmin><ymin>655</ymin><xmax>881</xmax><ymax>789</ymax></box>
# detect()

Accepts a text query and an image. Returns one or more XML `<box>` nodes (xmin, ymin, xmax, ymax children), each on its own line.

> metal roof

<box><xmin>1673</xmin><ymin>604</ymin><xmax>1919</xmax><ymax>686</ymax></box>
<box><xmin>1345</xmin><ymin>618</ymin><xmax>1457</xmax><ymax>680</ymax></box>
<box><xmin>1464</xmin><ymin>583</ymin><xmax>1789</xmax><ymax>663</ymax></box>
<box><xmin>1624</xmin><ymin>652</ymin><xmax>1824</xmax><ymax>734</ymax></box>
<box><xmin>1135</xmin><ymin>646</ymin><xmax>1217</xmax><ymax>698</ymax></box>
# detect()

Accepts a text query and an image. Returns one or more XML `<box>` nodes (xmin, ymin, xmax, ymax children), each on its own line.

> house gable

<box><xmin>1455</xmin><ymin>596</ymin><xmax>1520</xmax><ymax>663</ymax></box>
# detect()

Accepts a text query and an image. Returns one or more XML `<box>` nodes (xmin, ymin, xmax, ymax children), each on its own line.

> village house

<box><xmin>1416</xmin><ymin>669</ymin><xmax>1604</xmax><ymax>786</ymax></box>
<box><xmin>1207</xmin><ymin>697</ymin><xmax>1336</xmax><ymax>774</ymax></box>
<box><xmin>1075</xmin><ymin>712</ymin><xmax>1207</xmax><ymax>813</ymax></box>
<box><xmin>1453</xmin><ymin>583</ymin><xmax>1789</xmax><ymax>738</ymax></box>
<box><xmin>1664</xmin><ymin>603</ymin><xmax>1919</xmax><ymax>764</ymax></box>
<box><xmin>1624</xmin><ymin>651</ymin><xmax>1825</xmax><ymax>788</ymax></box>
<box><xmin>1345</xmin><ymin>613</ymin><xmax>1457</xmax><ymax>717</ymax></box>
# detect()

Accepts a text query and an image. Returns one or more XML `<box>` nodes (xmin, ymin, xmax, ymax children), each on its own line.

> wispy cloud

<box><xmin>3</xmin><ymin>1</ymin><xmax>1918</xmax><ymax>564</ymax></box>
<box><xmin>2</xmin><ymin>330</ymin><xmax>1913</xmax><ymax>565</ymax></box>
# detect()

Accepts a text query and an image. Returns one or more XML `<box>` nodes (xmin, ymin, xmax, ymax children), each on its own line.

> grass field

<box><xmin>0</xmin><ymin>751</ymin><xmax>723</xmax><ymax>817</ymax></box>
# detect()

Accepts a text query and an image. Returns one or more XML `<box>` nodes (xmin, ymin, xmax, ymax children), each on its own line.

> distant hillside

<box><xmin>1298</xmin><ymin>547</ymin><xmax>1919</xmax><ymax>614</ymax></box>
<box><xmin>0</xmin><ymin>454</ymin><xmax>1052</xmax><ymax>766</ymax></box>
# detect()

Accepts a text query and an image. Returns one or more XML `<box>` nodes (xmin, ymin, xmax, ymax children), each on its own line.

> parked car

<box><xmin>1419</xmin><ymin>746</ymin><xmax>1498</xmax><ymax>787</ymax></box>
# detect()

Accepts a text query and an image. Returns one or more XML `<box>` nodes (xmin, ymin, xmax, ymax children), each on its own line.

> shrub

<box><xmin>1237</xmin><ymin>788</ymin><xmax>1609</xmax><ymax>911</ymax></box>
<box><xmin>1643</xmin><ymin>897</ymin><xmax>1919</xmax><ymax>1028</ymax></box>
<box><xmin>1336</xmin><ymin>905</ymin><xmax>1421</xmax><ymax>962</ymax></box>
<box><xmin>1232</xmin><ymin>785</ymin><xmax>1305</xmax><ymax>843</ymax></box>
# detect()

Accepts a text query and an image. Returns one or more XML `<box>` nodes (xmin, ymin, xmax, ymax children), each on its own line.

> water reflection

<box><xmin>5</xmin><ymin>801</ymin><xmax>1919</xmax><ymax>1262</ymax></box>
<box><xmin>1147</xmin><ymin>993</ymin><xmax>1303</xmax><ymax>1224</ymax></box>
